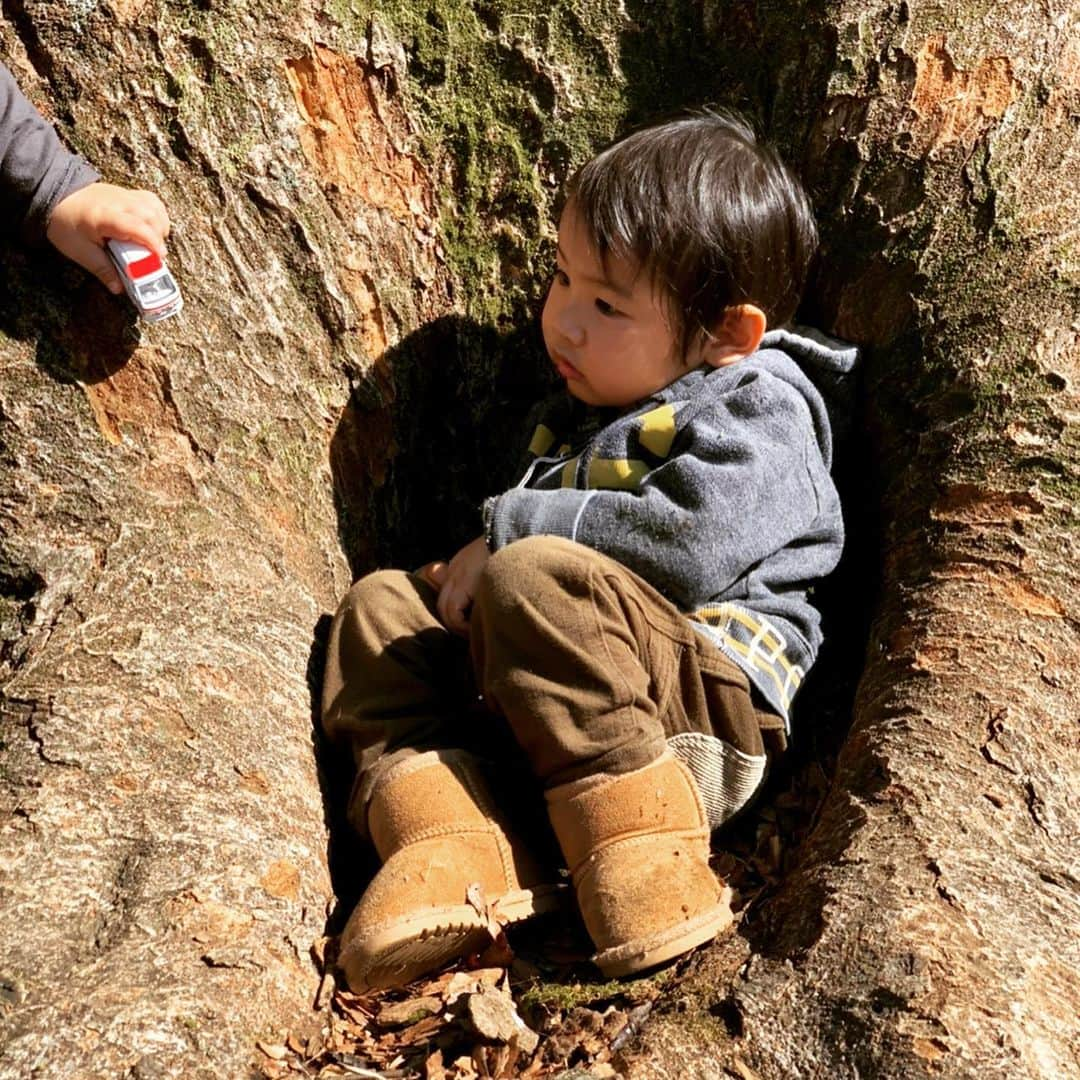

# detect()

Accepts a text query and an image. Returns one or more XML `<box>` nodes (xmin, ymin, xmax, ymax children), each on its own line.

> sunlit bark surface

<box><xmin>1</xmin><ymin>0</ymin><xmax>1077</xmax><ymax>1076</ymax></box>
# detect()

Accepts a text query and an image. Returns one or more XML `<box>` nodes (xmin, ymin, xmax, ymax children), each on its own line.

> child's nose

<box><xmin>555</xmin><ymin>304</ymin><xmax>586</xmax><ymax>347</ymax></box>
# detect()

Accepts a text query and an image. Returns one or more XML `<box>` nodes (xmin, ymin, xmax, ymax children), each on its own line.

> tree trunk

<box><xmin>0</xmin><ymin>8</ymin><xmax>452</xmax><ymax>1074</ymax></box>
<box><xmin>1</xmin><ymin>1</ymin><xmax>1076</xmax><ymax>1078</ymax></box>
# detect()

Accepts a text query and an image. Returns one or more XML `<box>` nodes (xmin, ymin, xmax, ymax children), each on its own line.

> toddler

<box><xmin>323</xmin><ymin>109</ymin><xmax>855</xmax><ymax>989</ymax></box>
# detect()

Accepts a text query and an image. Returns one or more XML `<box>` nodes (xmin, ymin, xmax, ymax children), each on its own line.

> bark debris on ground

<box><xmin>254</xmin><ymin>758</ymin><xmax>830</xmax><ymax>1079</ymax></box>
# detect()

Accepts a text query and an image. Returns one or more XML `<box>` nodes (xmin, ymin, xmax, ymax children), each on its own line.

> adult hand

<box><xmin>46</xmin><ymin>182</ymin><xmax>170</xmax><ymax>294</ymax></box>
<box><xmin>436</xmin><ymin>536</ymin><xmax>489</xmax><ymax>636</ymax></box>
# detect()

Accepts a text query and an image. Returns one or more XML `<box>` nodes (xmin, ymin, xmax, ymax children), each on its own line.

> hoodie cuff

<box><xmin>482</xmin><ymin>497</ymin><xmax>498</xmax><ymax>552</ymax></box>
<box><xmin>25</xmin><ymin>155</ymin><xmax>100</xmax><ymax>245</ymax></box>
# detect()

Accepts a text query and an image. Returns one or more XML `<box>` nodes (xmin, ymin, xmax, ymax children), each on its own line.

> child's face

<box><xmin>542</xmin><ymin>206</ymin><xmax>697</xmax><ymax>409</ymax></box>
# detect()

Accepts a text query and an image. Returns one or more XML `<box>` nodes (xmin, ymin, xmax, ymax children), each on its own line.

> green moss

<box><xmin>327</xmin><ymin>0</ymin><xmax>830</xmax><ymax>327</ymax></box>
<box><xmin>265</xmin><ymin>432</ymin><xmax>319</xmax><ymax>483</ymax></box>
<box><xmin>205</xmin><ymin>73</ymin><xmax>251</xmax><ymax>129</ymax></box>
<box><xmin>825</xmin><ymin>11</ymin><xmax>878</xmax><ymax>95</ymax></box>
<box><xmin>517</xmin><ymin>968</ymin><xmax>671</xmax><ymax>1012</ymax></box>
<box><xmin>317</xmin><ymin>0</ymin><xmax>630</xmax><ymax>325</ymax></box>
<box><xmin>155</xmin><ymin>0</ymin><xmax>264</xmax><ymax>164</ymax></box>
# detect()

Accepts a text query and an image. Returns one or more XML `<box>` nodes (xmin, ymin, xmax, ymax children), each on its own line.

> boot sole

<box><xmin>345</xmin><ymin>884</ymin><xmax>567</xmax><ymax>990</ymax></box>
<box><xmin>592</xmin><ymin>885</ymin><xmax>734</xmax><ymax>978</ymax></box>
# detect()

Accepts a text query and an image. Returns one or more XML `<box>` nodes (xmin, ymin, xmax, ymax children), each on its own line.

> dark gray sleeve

<box><xmin>1</xmin><ymin>62</ymin><xmax>100</xmax><ymax>243</ymax></box>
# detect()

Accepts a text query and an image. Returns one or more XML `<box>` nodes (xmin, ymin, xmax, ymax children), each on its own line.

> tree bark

<box><xmin>1</xmin><ymin>0</ymin><xmax>1077</xmax><ymax>1078</ymax></box>
<box><xmin>0</xmin><ymin>9</ymin><xmax>451</xmax><ymax>1075</ymax></box>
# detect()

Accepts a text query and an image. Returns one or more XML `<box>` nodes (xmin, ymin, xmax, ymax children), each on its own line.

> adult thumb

<box><xmin>81</xmin><ymin>246</ymin><xmax>123</xmax><ymax>295</ymax></box>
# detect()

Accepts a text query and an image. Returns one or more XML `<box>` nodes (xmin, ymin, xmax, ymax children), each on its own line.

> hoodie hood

<box><xmin>758</xmin><ymin>325</ymin><xmax>859</xmax><ymax>449</ymax></box>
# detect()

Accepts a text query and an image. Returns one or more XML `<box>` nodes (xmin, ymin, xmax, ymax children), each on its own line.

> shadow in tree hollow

<box><xmin>329</xmin><ymin>313</ymin><xmax>553</xmax><ymax>580</ymax></box>
<box><xmin>609</xmin><ymin>0</ymin><xmax>881</xmax><ymax>960</ymax></box>
<box><xmin>314</xmin><ymin>0</ymin><xmax>886</xmax><ymax>960</ymax></box>
<box><xmin>313</xmin><ymin>312</ymin><xmax>553</xmax><ymax>918</ymax></box>
<box><xmin>0</xmin><ymin>241</ymin><xmax>141</xmax><ymax>382</ymax></box>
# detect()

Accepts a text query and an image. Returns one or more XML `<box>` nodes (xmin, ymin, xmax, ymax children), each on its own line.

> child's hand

<box><xmin>435</xmin><ymin>536</ymin><xmax>490</xmax><ymax>636</ymax></box>
<box><xmin>416</xmin><ymin>561</ymin><xmax>448</xmax><ymax>589</ymax></box>
<box><xmin>46</xmin><ymin>182</ymin><xmax>170</xmax><ymax>295</ymax></box>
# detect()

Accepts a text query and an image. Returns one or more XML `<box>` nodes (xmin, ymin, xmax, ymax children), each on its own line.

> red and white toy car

<box><xmin>106</xmin><ymin>238</ymin><xmax>183</xmax><ymax>323</ymax></box>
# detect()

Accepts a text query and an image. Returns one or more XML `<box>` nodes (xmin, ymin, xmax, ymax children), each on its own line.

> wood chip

<box><xmin>445</xmin><ymin>968</ymin><xmax>504</xmax><ymax>1004</ymax></box>
<box><xmin>466</xmin><ymin>987</ymin><xmax>540</xmax><ymax>1055</ymax></box>
<box><xmin>465</xmin><ymin>882</ymin><xmax>503</xmax><ymax>940</ymax></box>
<box><xmin>336</xmin><ymin>994</ymin><xmax>376</xmax><ymax>1026</ymax></box>
<box><xmin>450</xmin><ymin>1055</ymin><xmax>479</xmax><ymax>1078</ymax></box>
<box><xmin>256</xmin><ymin>1041</ymin><xmax>288</xmax><ymax>1060</ymax></box>
<box><xmin>311</xmin><ymin>935</ymin><xmax>331</xmax><ymax>967</ymax></box>
<box><xmin>730</xmin><ymin>1056</ymin><xmax>763</xmax><ymax>1080</ymax></box>
<box><xmin>377</xmin><ymin>995</ymin><xmax>443</xmax><ymax>1028</ymax></box>
<box><xmin>425</xmin><ymin>1047</ymin><xmax>447</xmax><ymax>1079</ymax></box>
<box><xmin>395</xmin><ymin>1014</ymin><xmax>446</xmax><ymax>1048</ymax></box>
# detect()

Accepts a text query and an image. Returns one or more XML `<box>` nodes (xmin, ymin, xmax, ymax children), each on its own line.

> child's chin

<box><xmin>566</xmin><ymin>383</ymin><xmax>605</xmax><ymax>406</ymax></box>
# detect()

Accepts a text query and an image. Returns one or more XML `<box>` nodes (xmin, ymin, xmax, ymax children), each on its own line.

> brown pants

<box><xmin>322</xmin><ymin>536</ymin><xmax>782</xmax><ymax>829</ymax></box>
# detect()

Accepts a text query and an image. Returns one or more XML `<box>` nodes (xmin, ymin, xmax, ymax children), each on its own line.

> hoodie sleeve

<box><xmin>0</xmin><ymin>63</ymin><xmax>100</xmax><ymax>244</ymax></box>
<box><xmin>484</xmin><ymin>371</ymin><xmax>833</xmax><ymax>612</ymax></box>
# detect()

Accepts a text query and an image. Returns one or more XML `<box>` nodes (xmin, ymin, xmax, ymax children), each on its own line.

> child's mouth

<box><xmin>552</xmin><ymin>353</ymin><xmax>582</xmax><ymax>380</ymax></box>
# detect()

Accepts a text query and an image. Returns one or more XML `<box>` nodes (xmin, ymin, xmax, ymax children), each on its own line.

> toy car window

<box><xmin>138</xmin><ymin>275</ymin><xmax>177</xmax><ymax>301</ymax></box>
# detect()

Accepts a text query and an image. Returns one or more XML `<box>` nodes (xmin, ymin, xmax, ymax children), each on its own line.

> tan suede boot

<box><xmin>338</xmin><ymin>749</ymin><xmax>564</xmax><ymax>991</ymax></box>
<box><xmin>545</xmin><ymin>752</ymin><xmax>733</xmax><ymax>977</ymax></box>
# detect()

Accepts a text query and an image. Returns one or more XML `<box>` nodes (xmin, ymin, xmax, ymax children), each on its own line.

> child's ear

<box><xmin>700</xmin><ymin>304</ymin><xmax>767</xmax><ymax>368</ymax></box>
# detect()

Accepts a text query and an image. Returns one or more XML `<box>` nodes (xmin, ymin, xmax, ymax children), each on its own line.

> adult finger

<box><xmin>104</xmin><ymin>211</ymin><xmax>169</xmax><ymax>259</ymax></box>
<box><xmin>65</xmin><ymin>237</ymin><xmax>123</xmax><ymax>293</ymax></box>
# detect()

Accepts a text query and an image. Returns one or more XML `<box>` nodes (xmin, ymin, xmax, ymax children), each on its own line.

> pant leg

<box><xmin>469</xmin><ymin>536</ymin><xmax>775</xmax><ymax>793</ymax></box>
<box><xmin>669</xmin><ymin>637</ymin><xmax>781</xmax><ymax>829</ymax></box>
<box><xmin>322</xmin><ymin>569</ymin><xmax>476</xmax><ymax>829</ymax></box>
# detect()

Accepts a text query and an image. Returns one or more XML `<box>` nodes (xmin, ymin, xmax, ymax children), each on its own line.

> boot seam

<box><xmin>568</xmin><ymin>828</ymin><xmax>709</xmax><ymax>876</ymax></box>
<box><xmin>388</xmin><ymin>823</ymin><xmax>503</xmax><ymax>846</ymax></box>
<box><xmin>545</xmin><ymin>750</ymin><xmax>684</xmax><ymax>800</ymax></box>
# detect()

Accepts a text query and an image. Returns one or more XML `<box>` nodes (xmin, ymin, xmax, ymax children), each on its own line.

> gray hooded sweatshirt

<box><xmin>483</xmin><ymin>327</ymin><xmax>857</xmax><ymax>729</ymax></box>
<box><xmin>1</xmin><ymin>62</ymin><xmax>100</xmax><ymax>242</ymax></box>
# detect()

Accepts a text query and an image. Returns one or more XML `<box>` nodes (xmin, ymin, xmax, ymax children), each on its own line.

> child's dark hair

<box><xmin>564</xmin><ymin>109</ymin><xmax>818</xmax><ymax>353</ymax></box>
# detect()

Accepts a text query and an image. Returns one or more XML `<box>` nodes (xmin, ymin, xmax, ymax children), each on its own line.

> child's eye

<box><xmin>553</xmin><ymin>269</ymin><xmax>570</xmax><ymax>287</ymax></box>
<box><xmin>595</xmin><ymin>298</ymin><xmax>621</xmax><ymax>316</ymax></box>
